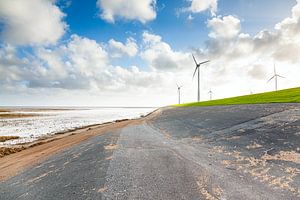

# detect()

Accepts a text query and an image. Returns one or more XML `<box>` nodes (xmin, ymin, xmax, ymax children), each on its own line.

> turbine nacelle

<box><xmin>267</xmin><ymin>62</ymin><xmax>285</xmax><ymax>91</ymax></box>
<box><xmin>191</xmin><ymin>54</ymin><xmax>210</xmax><ymax>102</ymax></box>
<box><xmin>192</xmin><ymin>54</ymin><xmax>210</xmax><ymax>79</ymax></box>
<box><xmin>176</xmin><ymin>83</ymin><xmax>183</xmax><ymax>90</ymax></box>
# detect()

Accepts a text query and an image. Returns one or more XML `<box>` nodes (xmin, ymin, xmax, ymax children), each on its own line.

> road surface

<box><xmin>1</xmin><ymin>103</ymin><xmax>299</xmax><ymax>199</ymax></box>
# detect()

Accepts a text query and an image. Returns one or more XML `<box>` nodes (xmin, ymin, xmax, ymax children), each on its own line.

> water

<box><xmin>0</xmin><ymin>107</ymin><xmax>156</xmax><ymax>145</ymax></box>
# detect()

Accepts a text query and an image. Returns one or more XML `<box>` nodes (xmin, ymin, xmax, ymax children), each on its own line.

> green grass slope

<box><xmin>176</xmin><ymin>87</ymin><xmax>300</xmax><ymax>107</ymax></box>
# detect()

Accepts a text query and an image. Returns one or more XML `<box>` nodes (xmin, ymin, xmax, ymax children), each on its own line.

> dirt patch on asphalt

<box><xmin>226</xmin><ymin>135</ymin><xmax>241</xmax><ymax>140</ymax></box>
<box><xmin>105</xmin><ymin>156</ymin><xmax>113</xmax><ymax>160</ymax></box>
<box><xmin>262</xmin><ymin>151</ymin><xmax>300</xmax><ymax>164</ymax></box>
<box><xmin>97</xmin><ymin>186</ymin><xmax>107</xmax><ymax>193</ymax></box>
<box><xmin>215</xmin><ymin>146</ymin><xmax>300</xmax><ymax>196</ymax></box>
<box><xmin>104</xmin><ymin>144</ymin><xmax>118</xmax><ymax>150</ymax></box>
<box><xmin>246</xmin><ymin>142</ymin><xmax>263</xmax><ymax>149</ymax></box>
<box><xmin>192</xmin><ymin>136</ymin><xmax>204</xmax><ymax>142</ymax></box>
<box><xmin>196</xmin><ymin>175</ymin><xmax>224</xmax><ymax>200</ymax></box>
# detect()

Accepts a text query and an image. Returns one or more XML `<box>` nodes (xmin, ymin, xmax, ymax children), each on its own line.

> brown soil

<box><xmin>0</xmin><ymin>109</ymin><xmax>11</xmax><ymax>112</ymax></box>
<box><xmin>0</xmin><ymin>108</ymin><xmax>161</xmax><ymax>181</ymax></box>
<box><xmin>0</xmin><ymin>113</ymin><xmax>38</xmax><ymax>118</ymax></box>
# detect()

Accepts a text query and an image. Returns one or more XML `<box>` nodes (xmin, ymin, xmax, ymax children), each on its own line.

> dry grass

<box><xmin>0</xmin><ymin>146</ymin><xmax>26</xmax><ymax>158</ymax></box>
<box><xmin>0</xmin><ymin>136</ymin><xmax>20</xmax><ymax>142</ymax></box>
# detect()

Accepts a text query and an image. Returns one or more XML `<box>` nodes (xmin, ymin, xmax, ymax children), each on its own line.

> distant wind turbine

<box><xmin>176</xmin><ymin>84</ymin><xmax>183</xmax><ymax>104</ymax></box>
<box><xmin>208</xmin><ymin>89</ymin><xmax>213</xmax><ymax>100</ymax></box>
<box><xmin>192</xmin><ymin>54</ymin><xmax>210</xmax><ymax>102</ymax></box>
<box><xmin>267</xmin><ymin>62</ymin><xmax>285</xmax><ymax>91</ymax></box>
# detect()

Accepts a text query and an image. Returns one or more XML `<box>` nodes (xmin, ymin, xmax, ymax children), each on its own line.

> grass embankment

<box><xmin>177</xmin><ymin>87</ymin><xmax>300</xmax><ymax>107</ymax></box>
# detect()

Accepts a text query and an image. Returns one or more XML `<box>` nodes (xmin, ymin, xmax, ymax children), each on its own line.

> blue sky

<box><xmin>0</xmin><ymin>0</ymin><xmax>300</xmax><ymax>106</ymax></box>
<box><xmin>59</xmin><ymin>0</ymin><xmax>296</xmax><ymax>48</ymax></box>
<box><xmin>61</xmin><ymin>0</ymin><xmax>296</xmax><ymax>69</ymax></box>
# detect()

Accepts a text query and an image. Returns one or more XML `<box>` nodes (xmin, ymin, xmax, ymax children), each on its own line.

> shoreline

<box><xmin>0</xmin><ymin>107</ymin><xmax>159</xmax><ymax>146</ymax></box>
<box><xmin>0</xmin><ymin>108</ymin><xmax>162</xmax><ymax>181</ymax></box>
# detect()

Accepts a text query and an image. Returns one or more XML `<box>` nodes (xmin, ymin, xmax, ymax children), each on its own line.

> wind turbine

<box><xmin>176</xmin><ymin>84</ymin><xmax>183</xmax><ymax>104</ymax></box>
<box><xmin>267</xmin><ymin>62</ymin><xmax>285</xmax><ymax>91</ymax></box>
<box><xmin>208</xmin><ymin>89</ymin><xmax>213</xmax><ymax>100</ymax></box>
<box><xmin>192</xmin><ymin>54</ymin><xmax>210</xmax><ymax>102</ymax></box>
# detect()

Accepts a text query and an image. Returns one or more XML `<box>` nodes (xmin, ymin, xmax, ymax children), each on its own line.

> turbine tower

<box><xmin>192</xmin><ymin>54</ymin><xmax>209</xmax><ymax>102</ymax></box>
<box><xmin>176</xmin><ymin>84</ymin><xmax>183</xmax><ymax>104</ymax></box>
<box><xmin>267</xmin><ymin>62</ymin><xmax>285</xmax><ymax>91</ymax></box>
<box><xmin>208</xmin><ymin>89</ymin><xmax>213</xmax><ymax>100</ymax></box>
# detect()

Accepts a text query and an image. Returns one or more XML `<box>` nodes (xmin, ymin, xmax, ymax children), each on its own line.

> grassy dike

<box><xmin>176</xmin><ymin>87</ymin><xmax>300</xmax><ymax>107</ymax></box>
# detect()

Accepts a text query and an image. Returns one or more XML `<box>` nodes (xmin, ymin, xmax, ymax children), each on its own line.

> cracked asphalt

<box><xmin>1</xmin><ymin>103</ymin><xmax>299</xmax><ymax>199</ymax></box>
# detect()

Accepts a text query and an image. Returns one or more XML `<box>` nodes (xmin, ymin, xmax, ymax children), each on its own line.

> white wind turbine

<box><xmin>192</xmin><ymin>54</ymin><xmax>210</xmax><ymax>102</ymax></box>
<box><xmin>176</xmin><ymin>84</ymin><xmax>183</xmax><ymax>104</ymax></box>
<box><xmin>208</xmin><ymin>89</ymin><xmax>213</xmax><ymax>100</ymax></box>
<box><xmin>267</xmin><ymin>62</ymin><xmax>285</xmax><ymax>91</ymax></box>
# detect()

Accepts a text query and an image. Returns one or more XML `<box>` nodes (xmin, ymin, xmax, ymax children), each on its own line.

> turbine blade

<box><xmin>199</xmin><ymin>60</ymin><xmax>210</xmax><ymax>65</ymax></box>
<box><xmin>192</xmin><ymin>54</ymin><xmax>198</xmax><ymax>65</ymax></box>
<box><xmin>192</xmin><ymin>67</ymin><xmax>198</xmax><ymax>79</ymax></box>
<box><xmin>274</xmin><ymin>63</ymin><xmax>276</xmax><ymax>75</ymax></box>
<box><xmin>176</xmin><ymin>83</ymin><xmax>179</xmax><ymax>88</ymax></box>
<box><xmin>267</xmin><ymin>75</ymin><xmax>275</xmax><ymax>82</ymax></box>
<box><xmin>277</xmin><ymin>75</ymin><xmax>285</xmax><ymax>79</ymax></box>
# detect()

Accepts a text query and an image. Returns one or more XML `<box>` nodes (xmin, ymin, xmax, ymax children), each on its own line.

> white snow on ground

<box><xmin>0</xmin><ymin>107</ymin><xmax>156</xmax><ymax>145</ymax></box>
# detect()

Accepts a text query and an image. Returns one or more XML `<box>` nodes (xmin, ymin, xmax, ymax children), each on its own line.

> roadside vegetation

<box><xmin>0</xmin><ymin>136</ymin><xmax>20</xmax><ymax>142</ymax></box>
<box><xmin>176</xmin><ymin>87</ymin><xmax>300</xmax><ymax>107</ymax></box>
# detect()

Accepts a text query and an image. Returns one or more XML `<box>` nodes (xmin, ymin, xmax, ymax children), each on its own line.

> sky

<box><xmin>0</xmin><ymin>0</ymin><xmax>300</xmax><ymax>107</ymax></box>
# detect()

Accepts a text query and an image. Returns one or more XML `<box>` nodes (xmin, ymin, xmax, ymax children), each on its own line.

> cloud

<box><xmin>185</xmin><ymin>0</ymin><xmax>218</xmax><ymax>16</ymax></box>
<box><xmin>140</xmin><ymin>32</ymin><xmax>191</xmax><ymax>71</ymax></box>
<box><xmin>2</xmin><ymin>1</ymin><xmax>300</xmax><ymax>106</ymax></box>
<box><xmin>275</xmin><ymin>0</ymin><xmax>300</xmax><ymax>41</ymax></box>
<box><xmin>33</xmin><ymin>34</ymin><xmax>109</xmax><ymax>89</ymax></box>
<box><xmin>207</xmin><ymin>15</ymin><xmax>241</xmax><ymax>39</ymax></box>
<box><xmin>0</xmin><ymin>34</ymin><xmax>170</xmax><ymax>95</ymax></box>
<box><xmin>108</xmin><ymin>37</ymin><xmax>138</xmax><ymax>58</ymax></box>
<box><xmin>97</xmin><ymin>0</ymin><xmax>156</xmax><ymax>23</ymax></box>
<box><xmin>0</xmin><ymin>0</ymin><xmax>67</xmax><ymax>45</ymax></box>
<box><xmin>200</xmin><ymin>4</ymin><xmax>300</xmax><ymax>97</ymax></box>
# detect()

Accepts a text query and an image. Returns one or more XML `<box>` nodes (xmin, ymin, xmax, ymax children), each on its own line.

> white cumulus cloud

<box><xmin>0</xmin><ymin>0</ymin><xmax>67</xmax><ymax>45</ymax></box>
<box><xmin>97</xmin><ymin>0</ymin><xmax>156</xmax><ymax>23</ymax></box>
<box><xmin>186</xmin><ymin>0</ymin><xmax>218</xmax><ymax>16</ymax></box>
<box><xmin>141</xmin><ymin>32</ymin><xmax>191</xmax><ymax>71</ymax></box>
<box><xmin>207</xmin><ymin>15</ymin><xmax>241</xmax><ymax>39</ymax></box>
<box><xmin>108</xmin><ymin>38</ymin><xmax>138</xmax><ymax>58</ymax></box>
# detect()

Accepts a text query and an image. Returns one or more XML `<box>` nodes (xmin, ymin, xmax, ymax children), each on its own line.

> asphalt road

<box><xmin>1</xmin><ymin>103</ymin><xmax>299</xmax><ymax>200</ymax></box>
